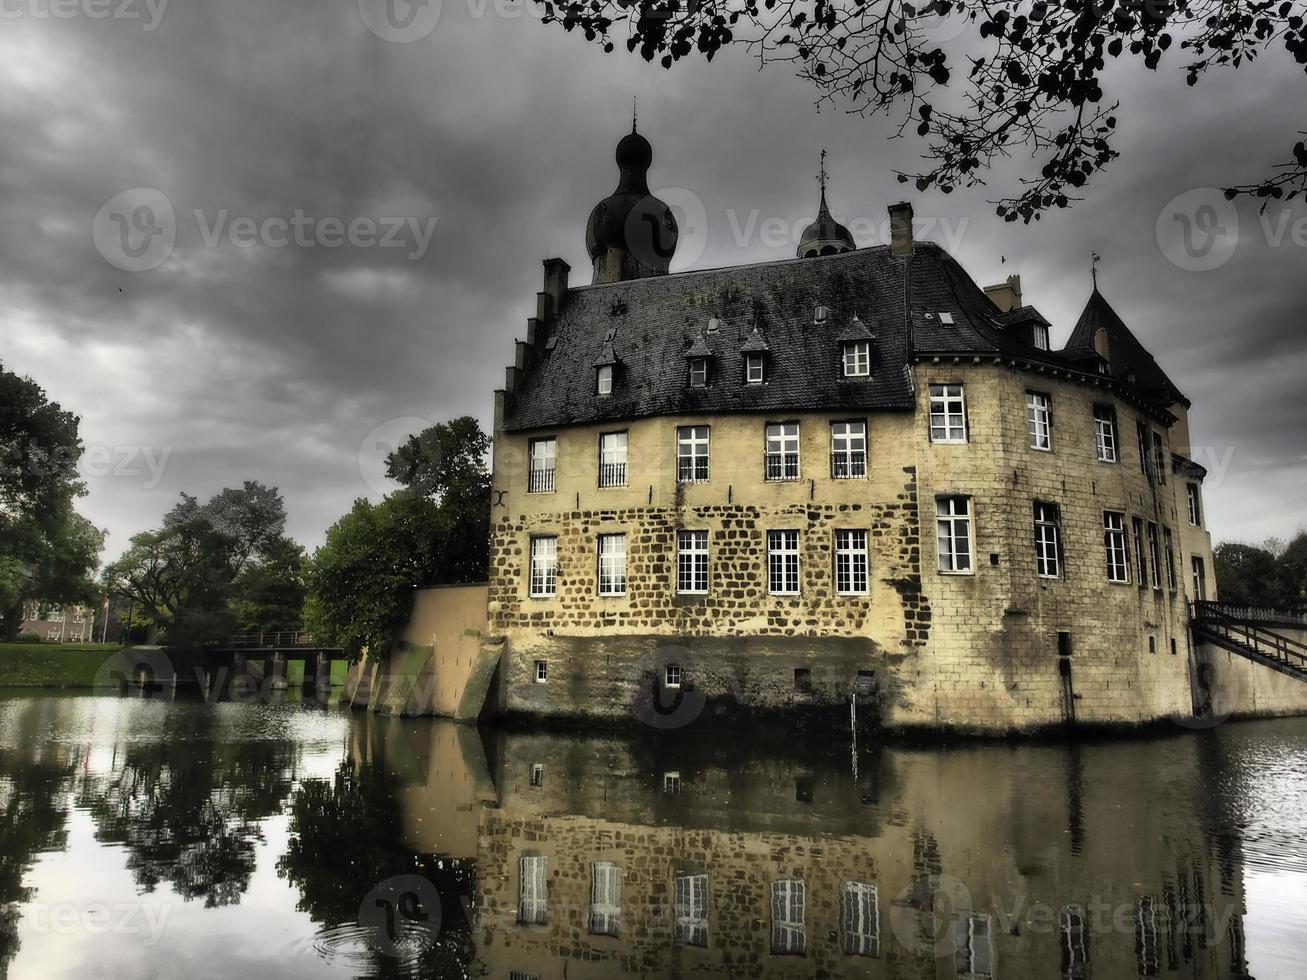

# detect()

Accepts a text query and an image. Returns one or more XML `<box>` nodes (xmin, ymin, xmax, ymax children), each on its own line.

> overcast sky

<box><xmin>2</xmin><ymin>1</ymin><xmax>1304</xmax><ymax>560</ymax></box>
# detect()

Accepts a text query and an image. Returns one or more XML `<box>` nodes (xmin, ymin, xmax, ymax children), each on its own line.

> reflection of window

<box><xmin>842</xmin><ymin>881</ymin><xmax>879</xmax><ymax>957</ymax></box>
<box><xmin>954</xmin><ymin>913</ymin><xmax>992</xmax><ymax>977</ymax></box>
<box><xmin>767</xmin><ymin>530</ymin><xmax>800</xmax><ymax>595</ymax></box>
<box><xmin>674</xmin><ymin>874</ymin><xmax>708</xmax><ymax>947</ymax></box>
<box><xmin>597</xmin><ymin>534</ymin><xmax>627</xmax><ymax>596</ymax></box>
<box><xmin>1104</xmin><ymin>512</ymin><xmax>1129</xmax><ymax>583</ymax></box>
<box><xmin>663</xmin><ymin>772</ymin><xmax>681</xmax><ymax>794</ymax></box>
<box><xmin>770</xmin><ymin>879</ymin><xmax>806</xmax><ymax>955</ymax></box>
<box><xmin>834</xmin><ymin>530</ymin><xmax>869</xmax><ymax>595</ymax></box>
<box><xmin>830</xmin><ymin>420</ymin><xmax>867</xmax><ymax>478</ymax></box>
<box><xmin>529</xmin><ymin>537</ymin><xmax>557</xmax><ymax>598</ymax></box>
<box><xmin>765</xmin><ymin>422</ymin><xmax>801</xmax><ymax>481</ymax></box>
<box><xmin>588</xmin><ymin>862</ymin><xmax>622</xmax><ymax>937</ymax></box>
<box><xmin>1060</xmin><ymin>905</ymin><xmax>1088</xmax><ymax>980</ymax></box>
<box><xmin>529</xmin><ymin>763</ymin><xmax>544</xmax><ymax>787</ymax></box>
<box><xmin>1135</xmin><ymin>896</ymin><xmax>1159</xmax><ymax>977</ymax></box>
<box><xmin>518</xmin><ymin>855</ymin><xmax>547</xmax><ymax>925</ymax></box>
<box><xmin>677</xmin><ymin>530</ymin><xmax>709</xmax><ymax>594</ymax></box>
<box><xmin>928</xmin><ymin>384</ymin><xmax>967</xmax><ymax>443</ymax></box>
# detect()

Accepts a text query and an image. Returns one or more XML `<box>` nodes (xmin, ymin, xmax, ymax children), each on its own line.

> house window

<box><xmin>598</xmin><ymin>431</ymin><xmax>628</xmax><ymax>487</ymax></box>
<box><xmin>1060</xmin><ymin>906</ymin><xmax>1088</xmax><ymax>980</ymax></box>
<box><xmin>533</xmin><ymin>659</ymin><xmax>548</xmax><ymax>683</ymax></box>
<box><xmin>663</xmin><ymin>771</ymin><xmax>681</xmax><ymax>794</ymax></box>
<box><xmin>588</xmin><ymin>862</ymin><xmax>622</xmax><ymax>937</ymax></box>
<box><xmin>674</xmin><ymin>875</ymin><xmax>708</xmax><ymax>947</ymax></box>
<box><xmin>767</xmin><ymin>530</ymin><xmax>801</xmax><ymax>595</ymax></box>
<box><xmin>677</xmin><ymin>425</ymin><xmax>710</xmax><ymax>483</ymax></box>
<box><xmin>527</xmin><ymin>438</ymin><xmax>556</xmax><ymax>493</ymax></box>
<box><xmin>1186</xmin><ymin>482</ymin><xmax>1202</xmax><ymax>526</ymax></box>
<box><xmin>664</xmin><ymin>663</ymin><xmax>682</xmax><ymax>688</ymax></box>
<box><xmin>529</xmin><ymin>763</ymin><xmax>544</xmax><ymax>787</ymax></box>
<box><xmin>842</xmin><ymin>882</ymin><xmax>879</xmax><ymax>958</ymax></box>
<box><xmin>1094</xmin><ymin>405</ymin><xmax>1118</xmax><ymax>462</ymax></box>
<box><xmin>1163</xmin><ymin>527</ymin><xmax>1177</xmax><ymax>591</ymax></box>
<box><xmin>1135</xmin><ymin>897</ymin><xmax>1160</xmax><ymax>977</ymax></box>
<box><xmin>1104</xmin><ymin>512</ymin><xmax>1130</xmax><ymax>584</ymax></box>
<box><xmin>1192</xmin><ymin>555</ymin><xmax>1207</xmax><ymax>600</ymax></box>
<box><xmin>936</xmin><ymin>496</ymin><xmax>974</xmax><ymax>574</ymax></box>
<box><xmin>928</xmin><ymin>384</ymin><xmax>967</xmax><ymax>443</ymax></box>
<box><xmin>746</xmin><ymin>352</ymin><xmax>765</xmax><ymax>384</ymax></box>
<box><xmin>842</xmin><ymin>341</ymin><xmax>871</xmax><ymax>378</ymax></box>
<box><xmin>688</xmin><ymin>358</ymin><xmax>708</xmax><ymax>388</ymax></box>
<box><xmin>954</xmin><ymin>913</ymin><xmax>993</xmax><ymax>978</ymax></box>
<box><xmin>1032</xmin><ymin>323</ymin><xmax>1050</xmax><ymax>351</ymax></box>
<box><xmin>528</xmin><ymin>537</ymin><xmax>557</xmax><ymax>598</ymax></box>
<box><xmin>1035</xmin><ymin>502</ymin><xmax>1062</xmax><ymax>578</ymax></box>
<box><xmin>1147</xmin><ymin>522</ymin><xmax>1163</xmax><ymax>590</ymax></box>
<box><xmin>597</xmin><ymin>533</ymin><xmax>627</xmax><ymax>596</ymax></box>
<box><xmin>765</xmin><ymin>422</ymin><xmax>801</xmax><ymax>481</ymax></box>
<box><xmin>677</xmin><ymin>530</ymin><xmax>709</xmax><ymax>594</ymax></box>
<box><xmin>518</xmin><ymin>855</ymin><xmax>548</xmax><ymax>925</ymax></box>
<box><xmin>1136</xmin><ymin>420</ymin><xmax>1151</xmax><ymax>477</ymax></box>
<box><xmin>596</xmin><ymin>364</ymin><xmax>613</xmax><ymax>396</ymax></box>
<box><xmin>1152</xmin><ymin>431</ymin><xmax>1168</xmax><ymax>484</ymax></box>
<box><xmin>1027</xmin><ymin>391</ymin><xmax>1052</xmax><ymax>451</ymax></box>
<box><xmin>830</xmin><ymin>420</ymin><xmax>867</xmax><ymax>478</ymax></box>
<box><xmin>834</xmin><ymin>530</ymin><xmax>869</xmax><ymax>595</ymax></box>
<box><xmin>770</xmin><ymin>880</ymin><xmax>806</xmax><ymax>955</ymax></box>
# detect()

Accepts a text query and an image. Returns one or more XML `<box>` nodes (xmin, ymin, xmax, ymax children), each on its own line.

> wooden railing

<box><xmin>1192</xmin><ymin>601</ymin><xmax>1307</xmax><ymax>628</ymax></box>
<box><xmin>1191</xmin><ymin>603</ymin><xmax>1307</xmax><ymax>681</ymax></box>
<box><xmin>224</xmin><ymin>630</ymin><xmax>318</xmax><ymax>649</ymax></box>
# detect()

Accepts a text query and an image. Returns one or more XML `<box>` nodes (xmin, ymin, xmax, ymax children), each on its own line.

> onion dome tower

<box><xmin>585</xmin><ymin>118</ymin><xmax>679</xmax><ymax>284</ymax></box>
<box><xmin>798</xmin><ymin>150</ymin><xmax>856</xmax><ymax>258</ymax></box>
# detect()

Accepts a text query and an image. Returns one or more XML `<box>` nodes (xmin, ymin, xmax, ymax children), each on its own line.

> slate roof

<box><xmin>1066</xmin><ymin>288</ymin><xmax>1188</xmax><ymax>406</ymax></box>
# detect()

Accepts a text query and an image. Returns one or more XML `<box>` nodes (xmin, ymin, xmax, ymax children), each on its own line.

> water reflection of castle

<box><xmin>361</xmin><ymin>712</ymin><xmax>1259</xmax><ymax>980</ymax></box>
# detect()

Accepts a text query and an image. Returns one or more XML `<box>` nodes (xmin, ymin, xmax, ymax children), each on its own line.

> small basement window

<box><xmin>534</xmin><ymin>660</ymin><xmax>548</xmax><ymax>683</ymax></box>
<box><xmin>856</xmin><ymin>670</ymin><xmax>876</xmax><ymax>695</ymax></box>
<box><xmin>664</xmin><ymin>664</ymin><xmax>682</xmax><ymax>689</ymax></box>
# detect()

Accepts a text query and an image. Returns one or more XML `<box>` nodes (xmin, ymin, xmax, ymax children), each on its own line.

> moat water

<box><xmin>0</xmin><ymin>692</ymin><xmax>1304</xmax><ymax>979</ymax></box>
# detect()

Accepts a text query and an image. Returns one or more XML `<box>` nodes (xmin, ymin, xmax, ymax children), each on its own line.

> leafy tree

<box><xmin>230</xmin><ymin>537</ymin><xmax>307</xmax><ymax>633</ymax></box>
<box><xmin>534</xmin><ymin>0</ymin><xmax>1307</xmax><ymax>219</ymax></box>
<box><xmin>1275</xmin><ymin>530</ymin><xmax>1307</xmax><ymax>606</ymax></box>
<box><xmin>1213</xmin><ymin>541</ymin><xmax>1285</xmax><ymax>607</ymax></box>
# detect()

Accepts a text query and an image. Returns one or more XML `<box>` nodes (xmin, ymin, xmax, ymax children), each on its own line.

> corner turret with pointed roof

<box><xmin>798</xmin><ymin>151</ymin><xmax>856</xmax><ymax>258</ymax></box>
<box><xmin>1066</xmin><ymin>287</ymin><xmax>1188</xmax><ymax>407</ymax></box>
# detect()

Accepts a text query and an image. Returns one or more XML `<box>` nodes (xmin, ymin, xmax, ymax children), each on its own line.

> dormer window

<box><xmin>842</xmin><ymin>341</ymin><xmax>871</xmax><ymax>378</ymax></box>
<box><xmin>596</xmin><ymin>364</ymin><xmax>613</xmax><ymax>396</ymax></box>
<box><xmin>688</xmin><ymin>358</ymin><xmax>709</xmax><ymax>388</ymax></box>
<box><xmin>1032</xmin><ymin>323</ymin><xmax>1050</xmax><ymax>351</ymax></box>
<box><xmin>745</xmin><ymin>353</ymin><xmax>765</xmax><ymax>384</ymax></box>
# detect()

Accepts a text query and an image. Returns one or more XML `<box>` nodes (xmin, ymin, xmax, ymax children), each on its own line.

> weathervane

<box><xmin>817</xmin><ymin>149</ymin><xmax>829</xmax><ymax>196</ymax></box>
<box><xmin>632</xmin><ymin>96</ymin><xmax>638</xmax><ymax>133</ymax></box>
<box><xmin>1091</xmin><ymin>251</ymin><xmax>1102</xmax><ymax>289</ymax></box>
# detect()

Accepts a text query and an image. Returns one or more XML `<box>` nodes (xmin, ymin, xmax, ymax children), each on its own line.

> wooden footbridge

<box><xmin>1191</xmin><ymin>602</ymin><xmax>1307</xmax><ymax>683</ymax></box>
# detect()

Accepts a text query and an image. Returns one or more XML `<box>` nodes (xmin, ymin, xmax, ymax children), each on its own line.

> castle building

<box><xmin>484</xmin><ymin>126</ymin><xmax>1296</xmax><ymax>733</ymax></box>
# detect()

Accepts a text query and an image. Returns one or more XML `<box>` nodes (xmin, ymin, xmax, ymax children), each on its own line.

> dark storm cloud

<box><xmin>1</xmin><ymin>0</ymin><xmax>1304</xmax><ymax>556</ymax></box>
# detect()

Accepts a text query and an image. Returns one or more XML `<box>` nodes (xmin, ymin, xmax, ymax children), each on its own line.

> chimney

<box><xmin>888</xmin><ymin>202</ymin><xmax>914</xmax><ymax>257</ymax></box>
<box><xmin>542</xmin><ymin>258</ymin><xmax>570</xmax><ymax>320</ymax></box>
<box><xmin>983</xmin><ymin>274</ymin><xmax>1023</xmax><ymax>313</ymax></box>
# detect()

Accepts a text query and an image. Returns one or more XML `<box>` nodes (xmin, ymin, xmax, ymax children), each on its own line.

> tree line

<box><xmin>1214</xmin><ymin>534</ymin><xmax>1307</xmax><ymax>610</ymax></box>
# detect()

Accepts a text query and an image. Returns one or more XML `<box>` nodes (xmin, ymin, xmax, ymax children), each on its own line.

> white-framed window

<box><xmin>588</xmin><ymin>862</ymin><xmax>622</xmax><ymax>937</ymax></box>
<box><xmin>688</xmin><ymin>358</ymin><xmax>708</xmax><ymax>388</ymax></box>
<box><xmin>529</xmin><ymin>763</ymin><xmax>544</xmax><ymax>787</ymax></box>
<box><xmin>597</xmin><ymin>533</ymin><xmax>627</xmax><ymax>596</ymax></box>
<box><xmin>1136</xmin><ymin>420</ymin><xmax>1151</xmax><ymax>477</ymax></box>
<box><xmin>928</xmin><ymin>384</ymin><xmax>967</xmax><ymax>443</ymax></box>
<box><xmin>598</xmin><ymin>431</ymin><xmax>628</xmax><ymax>487</ymax></box>
<box><xmin>1186</xmin><ymin>482</ymin><xmax>1202</xmax><ymax>526</ymax></box>
<box><xmin>1032</xmin><ymin>323</ymin><xmax>1050</xmax><ymax>351</ymax></box>
<box><xmin>1192</xmin><ymin>555</ymin><xmax>1207</xmax><ymax>600</ymax></box>
<box><xmin>663</xmin><ymin>771</ymin><xmax>681</xmax><ymax>794</ymax></box>
<box><xmin>676</xmin><ymin>530</ymin><xmax>709</xmax><ymax>594</ymax></box>
<box><xmin>1132</xmin><ymin>517</ymin><xmax>1148</xmax><ymax>586</ymax></box>
<box><xmin>664</xmin><ymin>663</ymin><xmax>682</xmax><ymax>688</ymax></box>
<box><xmin>830</xmin><ymin>420</ymin><xmax>867</xmax><ymax>478</ymax></box>
<box><xmin>1147</xmin><ymin>522</ymin><xmax>1163</xmax><ymax>590</ymax></box>
<box><xmin>842</xmin><ymin>881</ymin><xmax>879</xmax><ymax>957</ymax></box>
<box><xmin>677</xmin><ymin>425</ymin><xmax>710</xmax><ymax>483</ymax></box>
<box><xmin>1163</xmin><ymin>527</ymin><xmax>1177</xmax><ymax>591</ymax></box>
<box><xmin>533</xmin><ymin>659</ymin><xmax>548</xmax><ymax>683</ymax></box>
<box><xmin>1035</xmin><ymin>502</ymin><xmax>1062</xmax><ymax>578</ymax></box>
<box><xmin>1135</xmin><ymin>896</ymin><xmax>1159</xmax><ymax>977</ymax></box>
<box><xmin>1027</xmin><ymin>391</ymin><xmax>1052</xmax><ymax>451</ymax></box>
<box><xmin>528</xmin><ymin>536</ymin><xmax>557</xmax><ymax>598</ymax></box>
<box><xmin>954</xmin><ymin>913</ymin><xmax>993</xmax><ymax>978</ymax></box>
<box><xmin>746</xmin><ymin>352</ymin><xmax>765</xmax><ymax>384</ymax></box>
<box><xmin>1152</xmin><ymin>431</ymin><xmax>1168</xmax><ymax>484</ymax></box>
<box><xmin>1060</xmin><ymin>906</ymin><xmax>1088</xmax><ymax>980</ymax></box>
<box><xmin>936</xmin><ymin>496</ymin><xmax>973</xmax><ymax>574</ymax></box>
<box><xmin>527</xmin><ymin>437</ymin><xmax>556</xmax><ymax>493</ymax></box>
<box><xmin>767</xmin><ymin>530</ymin><xmax>801</xmax><ymax>595</ymax></box>
<box><xmin>765</xmin><ymin>422</ymin><xmax>801</xmax><ymax>481</ymax></box>
<box><xmin>596</xmin><ymin>364</ymin><xmax>613</xmax><ymax>396</ymax></box>
<box><xmin>1094</xmin><ymin>405</ymin><xmax>1118</xmax><ymax>462</ymax></box>
<box><xmin>834</xmin><ymin>530</ymin><xmax>869</xmax><ymax>595</ymax></box>
<box><xmin>842</xmin><ymin>341</ymin><xmax>871</xmax><ymax>378</ymax></box>
<box><xmin>674</xmin><ymin>874</ymin><xmax>708</xmax><ymax>948</ymax></box>
<box><xmin>770</xmin><ymin>879</ymin><xmax>806</xmax><ymax>955</ymax></box>
<box><xmin>1104</xmin><ymin>512</ymin><xmax>1129</xmax><ymax>584</ymax></box>
<box><xmin>518</xmin><ymin>855</ymin><xmax>548</xmax><ymax>925</ymax></box>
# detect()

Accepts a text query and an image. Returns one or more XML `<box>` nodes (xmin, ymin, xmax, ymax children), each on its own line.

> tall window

<box><xmin>765</xmin><ymin>422</ymin><xmax>801</xmax><ymax>481</ymax></box>
<box><xmin>688</xmin><ymin>358</ymin><xmax>708</xmax><ymax>387</ymax></box>
<box><xmin>842</xmin><ymin>882</ymin><xmax>879</xmax><ymax>957</ymax></box>
<box><xmin>954</xmin><ymin>913</ymin><xmax>993</xmax><ymax>978</ymax></box>
<box><xmin>527</xmin><ymin>437</ymin><xmax>555</xmax><ymax>493</ymax></box>
<box><xmin>674</xmin><ymin>875</ymin><xmax>708</xmax><ymax>948</ymax></box>
<box><xmin>528</xmin><ymin>537</ymin><xmax>557</xmax><ymax>598</ymax></box>
<box><xmin>588</xmin><ymin>862</ymin><xmax>622</xmax><ymax>937</ymax></box>
<box><xmin>518</xmin><ymin>855</ymin><xmax>547</xmax><ymax>925</ymax></box>
<box><xmin>596</xmin><ymin>364</ymin><xmax>613</xmax><ymax>396</ymax></box>
<box><xmin>1135</xmin><ymin>896</ymin><xmax>1160</xmax><ymax>978</ymax></box>
<box><xmin>1186</xmin><ymin>483</ymin><xmax>1202</xmax><ymax>526</ymax></box>
<box><xmin>842</xmin><ymin>341</ymin><xmax>871</xmax><ymax>378</ymax></box>
<box><xmin>835</xmin><ymin>530</ymin><xmax>869</xmax><ymax>595</ymax></box>
<box><xmin>745</xmin><ymin>353</ymin><xmax>765</xmax><ymax>384</ymax></box>
<box><xmin>597</xmin><ymin>534</ymin><xmax>627</xmax><ymax>596</ymax></box>
<box><xmin>767</xmin><ymin>530</ymin><xmax>801</xmax><ymax>595</ymax></box>
<box><xmin>1147</xmin><ymin>522</ymin><xmax>1163</xmax><ymax>590</ymax></box>
<box><xmin>1132</xmin><ymin>516</ymin><xmax>1148</xmax><ymax>586</ymax></box>
<box><xmin>1104</xmin><ymin>512</ymin><xmax>1129</xmax><ymax>583</ymax></box>
<box><xmin>936</xmin><ymin>496</ymin><xmax>974</xmax><ymax>573</ymax></box>
<box><xmin>598</xmin><ymin>431</ymin><xmax>628</xmax><ymax>487</ymax></box>
<box><xmin>1035</xmin><ymin>502</ymin><xmax>1062</xmax><ymax>578</ymax></box>
<box><xmin>1136</xmin><ymin>420</ymin><xmax>1151</xmax><ymax>476</ymax></box>
<box><xmin>1060</xmin><ymin>905</ymin><xmax>1089</xmax><ymax>980</ymax></box>
<box><xmin>1152</xmin><ymin>431</ymin><xmax>1168</xmax><ymax>484</ymax></box>
<box><xmin>1094</xmin><ymin>405</ymin><xmax>1118</xmax><ymax>462</ymax></box>
<box><xmin>928</xmin><ymin>384</ymin><xmax>967</xmax><ymax>443</ymax></box>
<box><xmin>1027</xmin><ymin>391</ymin><xmax>1052</xmax><ymax>450</ymax></box>
<box><xmin>1192</xmin><ymin>555</ymin><xmax>1207</xmax><ymax>600</ymax></box>
<box><xmin>830</xmin><ymin>420</ymin><xmax>867</xmax><ymax>478</ymax></box>
<box><xmin>677</xmin><ymin>425</ymin><xmax>710</xmax><ymax>483</ymax></box>
<box><xmin>770</xmin><ymin>880</ymin><xmax>806</xmax><ymax>955</ymax></box>
<box><xmin>677</xmin><ymin>530</ymin><xmax>709</xmax><ymax>594</ymax></box>
<box><xmin>1163</xmin><ymin>527</ymin><xmax>1177</xmax><ymax>591</ymax></box>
